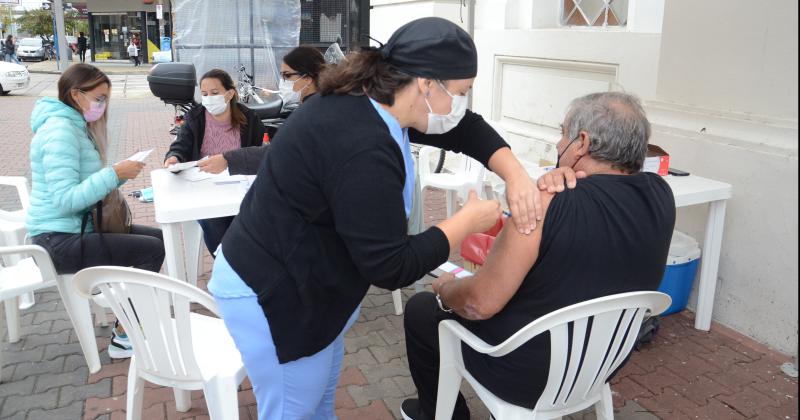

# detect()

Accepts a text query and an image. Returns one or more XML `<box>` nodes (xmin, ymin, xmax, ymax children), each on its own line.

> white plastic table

<box><xmin>151</xmin><ymin>169</ymin><xmax>254</xmax><ymax>286</ymax></box>
<box><xmin>662</xmin><ymin>174</ymin><xmax>732</xmax><ymax>330</ymax></box>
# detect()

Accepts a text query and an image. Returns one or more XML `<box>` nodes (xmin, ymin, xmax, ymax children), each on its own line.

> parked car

<box><xmin>0</xmin><ymin>61</ymin><xmax>30</xmax><ymax>95</ymax></box>
<box><xmin>16</xmin><ymin>38</ymin><xmax>45</xmax><ymax>61</ymax></box>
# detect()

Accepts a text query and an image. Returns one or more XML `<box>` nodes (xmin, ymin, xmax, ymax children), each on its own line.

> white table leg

<box><xmin>392</xmin><ymin>289</ymin><xmax>404</xmax><ymax>315</ymax></box>
<box><xmin>161</xmin><ymin>222</ymin><xmax>186</xmax><ymax>282</ymax></box>
<box><xmin>694</xmin><ymin>200</ymin><xmax>728</xmax><ymax>331</ymax></box>
<box><xmin>183</xmin><ymin>221</ymin><xmax>203</xmax><ymax>287</ymax></box>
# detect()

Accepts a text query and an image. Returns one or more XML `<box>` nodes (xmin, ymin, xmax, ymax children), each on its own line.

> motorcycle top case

<box><xmin>147</xmin><ymin>63</ymin><xmax>197</xmax><ymax>104</ymax></box>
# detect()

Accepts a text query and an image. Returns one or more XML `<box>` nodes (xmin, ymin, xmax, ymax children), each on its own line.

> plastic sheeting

<box><xmin>173</xmin><ymin>0</ymin><xmax>300</xmax><ymax>95</ymax></box>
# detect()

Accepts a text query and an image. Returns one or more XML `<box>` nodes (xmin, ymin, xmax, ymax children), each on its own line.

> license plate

<box><xmin>15</xmin><ymin>83</ymin><xmax>26</xmax><ymax>88</ymax></box>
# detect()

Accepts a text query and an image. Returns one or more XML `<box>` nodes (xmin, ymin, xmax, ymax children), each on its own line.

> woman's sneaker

<box><xmin>108</xmin><ymin>324</ymin><xmax>133</xmax><ymax>359</ymax></box>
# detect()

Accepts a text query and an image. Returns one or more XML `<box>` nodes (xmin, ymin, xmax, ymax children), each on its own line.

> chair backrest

<box><xmin>488</xmin><ymin>292</ymin><xmax>670</xmax><ymax>414</ymax></box>
<box><xmin>417</xmin><ymin>146</ymin><xmax>440</xmax><ymax>179</ymax></box>
<box><xmin>72</xmin><ymin>266</ymin><xmax>221</xmax><ymax>385</ymax></box>
<box><xmin>0</xmin><ymin>177</ymin><xmax>30</xmax><ymax>221</ymax></box>
<box><xmin>0</xmin><ymin>245</ymin><xmax>58</xmax><ymax>280</ymax></box>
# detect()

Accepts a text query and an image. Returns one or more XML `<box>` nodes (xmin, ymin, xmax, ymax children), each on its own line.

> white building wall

<box><xmin>648</xmin><ymin>0</ymin><xmax>798</xmax><ymax>357</ymax></box>
<box><xmin>371</xmin><ymin>0</ymin><xmax>799</xmax><ymax>356</ymax></box>
<box><xmin>369</xmin><ymin>0</ymin><xmax>467</xmax><ymax>46</ymax></box>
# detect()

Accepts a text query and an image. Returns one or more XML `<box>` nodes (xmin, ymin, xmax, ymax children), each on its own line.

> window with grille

<box><xmin>562</xmin><ymin>0</ymin><xmax>629</xmax><ymax>27</ymax></box>
<box><xmin>300</xmin><ymin>0</ymin><xmax>364</xmax><ymax>50</ymax></box>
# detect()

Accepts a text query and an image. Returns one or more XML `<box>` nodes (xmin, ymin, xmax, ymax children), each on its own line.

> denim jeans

<box><xmin>3</xmin><ymin>53</ymin><xmax>20</xmax><ymax>64</ymax></box>
<box><xmin>32</xmin><ymin>225</ymin><xmax>165</xmax><ymax>274</ymax></box>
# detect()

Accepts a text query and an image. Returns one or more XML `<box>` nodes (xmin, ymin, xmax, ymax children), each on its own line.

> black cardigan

<box><xmin>225</xmin><ymin>144</ymin><xmax>269</xmax><ymax>175</ymax></box>
<box><xmin>222</xmin><ymin>93</ymin><xmax>509</xmax><ymax>363</ymax></box>
<box><xmin>164</xmin><ymin>104</ymin><xmax>266</xmax><ymax>163</ymax></box>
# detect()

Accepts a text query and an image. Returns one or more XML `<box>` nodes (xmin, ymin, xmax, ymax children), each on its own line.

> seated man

<box><xmin>401</xmin><ymin>91</ymin><xmax>677</xmax><ymax>420</ymax></box>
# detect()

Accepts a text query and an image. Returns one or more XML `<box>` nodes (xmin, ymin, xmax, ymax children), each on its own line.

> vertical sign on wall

<box><xmin>156</xmin><ymin>4</ymin><xmax>163</xmax><ymax>20</ymax></box>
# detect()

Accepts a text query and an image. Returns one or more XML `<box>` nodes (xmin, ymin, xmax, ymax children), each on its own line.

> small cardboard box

<box><xmin>643</xmin><ymin>144</ymin><xmax>670</xmax><ymax>176</ymax></box>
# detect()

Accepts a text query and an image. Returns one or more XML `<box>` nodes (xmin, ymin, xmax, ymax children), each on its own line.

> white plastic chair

<box><xmin>73</xmin><ymin>266</ymin><xmax>247</xmax><ymax>420</ymax></box>
<box><xmin>418</xmin><ymin>147</ymin><xmax>486</xmax><ymax>218</ymax></box>
<box><xmin>434</xmin><ymin>292</ymin><xmax>671</xmax><ymax>420</ymax></box>
<box><xmin>0</xmin><ymin>245</ymin><xmax>108</xmax><ymax>375</ymax></box>
<box><xmin>0</xmin><ymin>246</ymin><xmax>57</xmax><ymax>382</ymax></box>
<box><xmin>0</xmin><ymin>176</ymin><xmax>36</xmax><ymax>314</ymax></box>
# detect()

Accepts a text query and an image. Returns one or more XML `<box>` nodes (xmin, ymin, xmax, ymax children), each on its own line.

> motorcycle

<box><xmin>149</xmin><ymin>41</ymin><xmax>435</xmax><ymax>152</ymax></box>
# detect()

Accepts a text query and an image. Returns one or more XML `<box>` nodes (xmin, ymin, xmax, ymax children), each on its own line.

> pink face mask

<box><xmin>83</xmin><ymin>100</ymin><xmax>106</xmax><ymax>122</ymax></box>
<box><xmin>79</xmin><ymin>90</ymin><xmax>107</xmax><ymax>122</ymax></box>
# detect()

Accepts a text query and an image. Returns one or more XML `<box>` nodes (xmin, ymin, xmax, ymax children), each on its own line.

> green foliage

<box><xmin>65</xmin><ymin>10</ymin><xmax>88</xmax><ymax>36</ymax></box>
<box><xmin>14</xmin><ymin>8</ymin><xmax>89</xmax><ymax>39</ymax></box>
<box><xmin>16</xmin><ymin>9</ymin><xmax>53</xmax><ymax>39</ymax></box>
<box><xmin>1</xmin><ymin>5</ymin><xmax>14</xmax><ymax>35</ymax></box>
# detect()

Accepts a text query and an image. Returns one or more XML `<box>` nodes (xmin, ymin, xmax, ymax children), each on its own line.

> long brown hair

<box><xmin>200</xmin><ymin>69</ymin><xmax>247</xmax><ymax>128</ymax></box>
<box><xmin>318</xmin><ymin>47</ymin><xmax>413</xmax><ymax>105</ymax></box>
<box><xmin>58</xmin><ymin>63</ymin><xmax>111</xmax><ymax>163</ymax></box>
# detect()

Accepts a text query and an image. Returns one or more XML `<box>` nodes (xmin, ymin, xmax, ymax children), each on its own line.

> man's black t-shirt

<box><xmin>461</xmin><ymin>172</ymin><xmax>676</xmax><ymax>408</ymax></box>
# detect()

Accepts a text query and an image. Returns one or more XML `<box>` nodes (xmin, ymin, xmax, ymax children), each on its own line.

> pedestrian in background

<box><xmin>77</xmin><ymin>31</ymin><xmax>87</xmax><ymax>63</ymax></box>
<box><xmin>127</xmin><ymin>41</ymin><xmax>139</xmax><ymax>67</ymax></box>
<box><xmin>3</xmin><ymin>35</ymin><xmax>20</xmax><ymax>64</ymax></box>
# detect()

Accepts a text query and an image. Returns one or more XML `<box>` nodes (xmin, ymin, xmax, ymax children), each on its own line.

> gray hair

<box><xmin>563</xmin><ymin>92</ymin><xmax>651</xmax><ymax>173</ymax></box>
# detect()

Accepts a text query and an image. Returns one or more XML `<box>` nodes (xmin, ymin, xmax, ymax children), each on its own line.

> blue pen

<box><xmin>503</xmin><ymin>210</ymin><xmax>512</xmax><ymax>217</ymax></box>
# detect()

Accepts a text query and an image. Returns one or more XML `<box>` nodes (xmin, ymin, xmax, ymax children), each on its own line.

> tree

<box><xmin>65</xmin><ymin>10</ymin><xmax>88</xmax><ymax>36</ymax></box>
<box><xmin>16</xmin><ymin>9</ymin><xmax>53</xmax><ymax>40</ymax></box>
<box><xmin>1</xmin><ymin>5</ymin><xmax>13</xmax><ymax>37</ymax></box>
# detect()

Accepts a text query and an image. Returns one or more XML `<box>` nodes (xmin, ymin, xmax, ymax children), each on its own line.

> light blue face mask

<box><xmin>139</xmin><ymin>187</ymin><xmax>154</xmax><ymax>203</ymax></box>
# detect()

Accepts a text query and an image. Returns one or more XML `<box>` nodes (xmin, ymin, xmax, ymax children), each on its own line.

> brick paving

<box><xmin>0</xmin><ymin>82</ymin><xmax>797</xmax><ymax>419</ymax></box>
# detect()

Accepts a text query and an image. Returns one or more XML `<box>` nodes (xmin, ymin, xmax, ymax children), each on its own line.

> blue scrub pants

<box><xmin>211</xmin><ymin>256</ymin><xmax>359</xmax><ymax>420</ymax></box>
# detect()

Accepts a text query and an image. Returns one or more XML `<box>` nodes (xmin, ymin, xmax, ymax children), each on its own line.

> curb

<box><xmin>28</xmin><ymin>69</ymin><xmax>151</xmax><ymax>76</ymax></box>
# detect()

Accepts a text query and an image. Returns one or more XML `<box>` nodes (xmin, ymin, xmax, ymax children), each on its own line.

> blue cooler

<box><xmin>658</xmin><ymin>231</ymin><xmax>702</xmax><ymax>315</ymax></box>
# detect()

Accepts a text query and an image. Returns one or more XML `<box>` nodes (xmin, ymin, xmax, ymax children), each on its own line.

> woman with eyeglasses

<box><xmin>277</xmin><ymin>45</ymin><xmax>326</xmax><ymax>106</ymax></box>
<box><xmin>27</xmin><ymin>63</ymin><xmax>165</xmax><ymax>359</ymax></box>
<box><xmin>164</xmin><ymin>68</ymin><xmax>267</xmax><ymax>256</ymax></box>
<box><xmin>198</xmin><ymin>45</ymin><xmax>326</xmax><ymax>177</ymax></box>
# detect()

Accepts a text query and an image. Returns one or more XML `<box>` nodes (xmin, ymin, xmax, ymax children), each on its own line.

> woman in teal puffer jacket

<box><xmin>27</xmin><ymin>63</ymin><xmax>165</xmax><ymax>359</ymax></box>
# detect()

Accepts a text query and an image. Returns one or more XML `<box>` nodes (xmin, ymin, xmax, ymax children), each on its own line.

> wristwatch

<box><xmin>436</xmin><ymin>293</ymin><xmax>453</xmax><ymax>313</ymax></box>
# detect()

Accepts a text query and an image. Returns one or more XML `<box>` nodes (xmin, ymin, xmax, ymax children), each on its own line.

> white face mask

<box><xmin>424</xmin><ymin>80</ymin><xmax>468</xmax><ymax>135</ymax></box>
<box><xmin>202</xmin><ymin>94</ymin><xmax>228</xmax><ymax>116</ymax></box>
<box><xmin>279</xmin><ymin>78</ymin><xmax>309</xmax><ymax>106</ymax></box>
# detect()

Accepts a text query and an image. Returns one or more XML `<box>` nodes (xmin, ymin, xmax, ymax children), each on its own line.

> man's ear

<box><xmin>576</xmin><ymin>131</ymin><xmax>591</xmax><ymax>156</ymax></box>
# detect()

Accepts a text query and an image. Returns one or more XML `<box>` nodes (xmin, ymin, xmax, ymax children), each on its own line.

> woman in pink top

<box><xmin>164</xmin><ymin>69</ymin><xmax>266</xmax><ymax>255</ymax></box>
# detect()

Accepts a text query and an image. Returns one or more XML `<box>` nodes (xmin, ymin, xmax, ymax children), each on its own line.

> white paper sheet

<box><xmin>432</xmin><ymin>262</ymin><xmax>473</xmax><ymax>279</ymax></box>
<box><xmin>167</xmin><ymin>160</ymin><xmax>200</xmax><ymax>172</ymax></box>
<box><xmin>126</xmin><ymin>149</ymin><xmax>154</xmax><ymax>163</ymax></box>
<box><xmin>176</xmin><ymin>167</ymin><xmax>219</xmax><ymax>182</ymax></box>
<box><xmin>213</xmin><ymin>175</ymin><xmax>248</xmax><ymax>185</ymax></box>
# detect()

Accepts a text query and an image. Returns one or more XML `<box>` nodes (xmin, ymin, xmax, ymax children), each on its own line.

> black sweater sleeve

<box><xmin>409</xmin><ymin>110</ymin><xmax>510</xmax><ymax>168</ymax></box>
<box><xmin>165</xmin><ymin>117</ymin><xmax>196</xmax><ymax>163</ymax></box>
<box><xmin>328</xmin><ymin>147</ymin><xmax>451</xmax><ymax>290</ymax></box>
<box><xmin>165</xmin><ymin>105</ymin><xmax>210</xmax><ymax>163</ymax></box>
<box><xmin>224</xmin><ymin>144</ymin><xmax>269</xmax><ymax>175</ymax></box>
